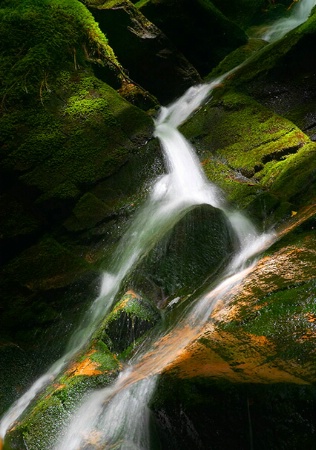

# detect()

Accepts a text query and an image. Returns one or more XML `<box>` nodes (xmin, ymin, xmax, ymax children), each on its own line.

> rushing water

<box><xmin>1</xmin><ymin>1</ymin><xmax>313</xmax><ymax>447</ymax></box>
<box><xmin>52</xmin><ymin>80</ymin><xmax>275</xmax><ymax>449</ymax></box>
<box><xmin>0</xmin><ymin>69</ymin><xmax>273</xmax><ymax>450</ymax></box>
<box><xmin>262</xmin><ymin>0</ymin><xmax>316</xmax><ymax>42</ymax></box>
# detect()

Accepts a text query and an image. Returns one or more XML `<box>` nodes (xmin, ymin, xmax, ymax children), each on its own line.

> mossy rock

<box><xmin>3</xmin><ymin>341</ymin><xmax>120</xmax><ymax>450</ymax></box>
<box><xmin>162</xmin><ymin>208</ymin><xmax>316</xmax><ymax>386</ymax></box>
<box><xmin>137</xmin><ymin>0</ymin><xmax>248</xmax><ymax>76</ymax></box>
<box><xmin>82</xmin><ymin>0</ymin><xmax>201</xmax><ymax>103</ymax></box>
<box><xmin>96</xmin><ymin>290</ymin><xmax>161</xmax><ymax>353</ymax></box>
<box><xmin>131</xmin><ymin>204</ymin><xmax>237</xmax><ymax>305</ymax></box>
<box><xmin>0</xmin><ymin>0</ymin><xmax>122</xmax><ymax>107</ymax></box>
<box><xmin>181</xmin><ymin>89</ymin><xmax>316</xmax><ymax>225</ymax></box>
<box><xmin>0</xmin><ymin>0</ymin><xmax>154</xmax><ymax>268</ymax></box>
<box><xmin>241</xmin><ymin>13</ymin><xmax>316</xmax><ymax>142</ymax></box>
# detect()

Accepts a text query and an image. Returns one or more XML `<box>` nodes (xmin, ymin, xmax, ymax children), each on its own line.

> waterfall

<box><xmin>0</xmin><ymin>69</ymin><xmax>274</xmax><ymax>449</ymax></box>
<box><xmin>1</xmin><ymin>1</ymin><xmax>311</xmax><ymax>447</ymax></box>
<box><xmin>52</xmin><ymin>82</ymin><xmax>274</xmax><ymax>449</ymax></box>
<box><xmin>0</xmin><ymin>71</ymin><xmax>232</xmax><ymax>445</ymax></box>
<box><xmin>262</xmin><ymin>0</ymin><xmax>316</xmax><ymax>42</ymax></box>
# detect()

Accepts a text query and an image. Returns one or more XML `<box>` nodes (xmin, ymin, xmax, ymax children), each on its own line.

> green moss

<box><xmin>4</xmin><ymin>338</ymin><xmax>120</xmax><ymax>449</ymax></box>
<box><xmin>235</xmin><ymin>280</ymin><xmax>316</xmax><ymax>363</ymax></box>
<box><xmin>96</xmin><ymin>291</ymin><xmax>161</xmax><ymax>353</ymax></box>
<box><xmin>260</xmin><ymin>142</ymin><xmax>316</xmax><ymax>204</ymax></box>
<box><xmin>182</xmin><ymin>89</ymin><xmax>313</xmax><ymax>220</ymax></box>
<box><xmin>0</xmin><ymin>0</ymin><xmax>121</xmax><ymax>107</ymax></box>
<box><xmin>1</xmin><ymin>68</ymin><xmax>152</xmax><ymax>203</ymax></box>
<box><xmin>90</xmin><ymin>340</ymin><xmax>120</xmax><ymax>371</ymax></box>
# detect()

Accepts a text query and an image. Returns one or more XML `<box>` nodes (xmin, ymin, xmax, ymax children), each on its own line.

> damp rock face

<box><xmin>96</xmin><ymin>290</ymin><xmax>161</xmax><ymax>353</ymax></box>
<box><xmin>82</xmin><ymin>0</ymin><xmax>202</xmax><ymax>104</ymax></box>
<box><xmin>132</xmin><ymin>204</ymin><xmax>237</xmax><ymax>304</ymax></box>
<box><xmin>148</xmin><ymin>208</ymin><xmax>316</xmax><ymax>450</ymax></box>
<box><xmin>2</xmin><ymin>290</ymin><xmax>160</xmax><ymax>450</ymax></box>
<box><xmin>2</xmin><ymin>340</ymin><xmax>120</xmax><ymax>450</ymax></box>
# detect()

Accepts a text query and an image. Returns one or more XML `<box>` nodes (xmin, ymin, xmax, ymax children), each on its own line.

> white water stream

<box><xmin>52</xmin><ymin>80</ymin><xmax>274</xmax><ymax>449</ymax></box>
<box><xmin>262</xmin><ymin>0</ymin><xmax>316</xmax><ymax>42</ymax></box>
<box><xmin>1</xmin><ymin>1</ymin><xmax>313</xmax><ymax>447</ymax></box>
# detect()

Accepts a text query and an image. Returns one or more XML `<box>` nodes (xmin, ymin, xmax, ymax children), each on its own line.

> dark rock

<box><xmin>137</xmin><ymin>0</ymin><xmax>248</xmax><ymax>76</ymax></box>
<box><xmin>131</xmin><ymin>204</ymin><xmax>237</xmax><ymax>305</ymax></box>
<box><xmin>211</xmin><ymin>0</ymin><xmax>295</xmax><ymax>28</ymax></box>
<box><xmin>97</xmin><ymin>290</ymin><xmax>161</xmax><ymax>353</ymax></box>
<box><xmin>84</xmin><ymin>0</ymin><xmax>202</xmax><ymax>104</ymax></box>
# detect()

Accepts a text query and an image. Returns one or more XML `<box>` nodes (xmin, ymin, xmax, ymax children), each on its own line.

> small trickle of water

<box><xmin>262</xmin><ymin>0</ymin><xmax>316</xmax><ymax>42</ymax></box>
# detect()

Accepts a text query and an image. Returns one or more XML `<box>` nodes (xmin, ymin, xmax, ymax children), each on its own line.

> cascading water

<box><xmin>51</xmin><ymin>80</ymin><xmax>274</xmax><ymax>449</ymax></box>
<box><xmin>1</xmin><ymin>1</ymin><xmax>312</xmax><ymax>447</ymax></box>
<box><xmin>0</xmin><ymin>68</ymin><xmax>274</xmax><ymax>450</ymax></box>
<box><xmin>0</xmin><ymin>72</ymin><xmax>229</xmax><ymax>446</ymax></box>
<box><xmin>262</xmin><ymin>0</ymin><xmax>316</xmax><ymax>42</ymax></box>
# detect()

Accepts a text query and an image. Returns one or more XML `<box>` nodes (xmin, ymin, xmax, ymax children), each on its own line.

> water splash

<box><xmin>54</xmin><ymin>372</ymin><xmax>157</xmax><ymax>450</ymax></box>
<box><xmin>262</xmin><ymin>0</ymin><xmax>316</xmax><ymax>42</ymax></box>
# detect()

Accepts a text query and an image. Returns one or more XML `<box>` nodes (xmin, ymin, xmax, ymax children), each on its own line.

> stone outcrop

<box><xmin>82</xmin><ymin>0</ymin><xmax>202</xmax><ymax>104</ymax></box>
<box><xmin>131</xmin><ymin>204</ymin><xmax>237</xmax><ymax>305</ymax></box>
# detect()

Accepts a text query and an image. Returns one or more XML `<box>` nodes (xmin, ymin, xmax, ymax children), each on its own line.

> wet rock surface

<box><xmin>1</xmin><ymin>0</ymin><xmax>316</xmax><ymax>448</ymax></box>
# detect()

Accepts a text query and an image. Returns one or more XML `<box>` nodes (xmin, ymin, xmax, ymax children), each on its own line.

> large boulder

<box><xmin>131</xmin><ymin>204</ymin><xmax>237</xmax><ymax>305</ymax></box>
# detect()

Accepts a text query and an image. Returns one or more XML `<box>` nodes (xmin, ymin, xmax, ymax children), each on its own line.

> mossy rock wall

<box><xmin>181</xmin><ymin>88</ymin><xmax>316</xmax><ymax>226</ymax></box>
<box><xmin>3</xmin><ymin>341</ymin><xmax>120</xmax><ymax>450</ymax></box>
<box><xmin>0</xmin><ymin>0</ymin><xmax>161</xmax><ymax>414</ymax></box>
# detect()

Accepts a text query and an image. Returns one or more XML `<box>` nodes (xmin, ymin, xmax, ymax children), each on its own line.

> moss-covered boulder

<box><xmin>148</xmin><ymin>207</ymin><xmax>316</xmax><ymax>450</ymax></box>
<box><xmin>81</xmin><ymin>0</ymin><xmax>202</xmax><ymax>104</ymax></box>
<box><xmin>137</xmin><ymin>0</ymin><xmax>248</xmax><ymax>76</ymax></box>
<box><xmin>2</xmin><ymin>290</ymin><xmax>160</xmax><ymax>449</ymax></box>
<box><xmin>162</xmin><ymin>206</ymin><xmax>316</xmax><ymax>384</ymax></box>
<box><xmin>181</xmin><ymin>88</ymin><xmax>316</xmax><ymax>226</ymax></box>
<box><xmin>131</xmin><ymin>204</ymin><xmax>237</xmax><ymax>305</ymax></box>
